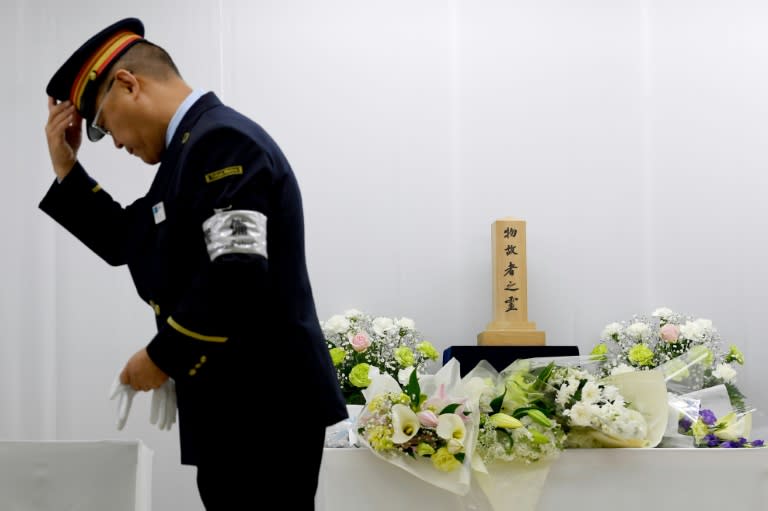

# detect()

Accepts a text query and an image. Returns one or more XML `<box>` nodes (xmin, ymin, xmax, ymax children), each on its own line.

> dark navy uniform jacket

<box><xmin>40</xmin><ymin>92</ymin><xmax>347</xmax><ymax>465</ymax></box>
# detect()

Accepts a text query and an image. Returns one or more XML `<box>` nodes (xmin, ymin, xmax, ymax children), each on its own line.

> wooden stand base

<box><xmin>477</xmin><ymin>329</ymin><xmax>546</xmax><ymax>346</ymax></box>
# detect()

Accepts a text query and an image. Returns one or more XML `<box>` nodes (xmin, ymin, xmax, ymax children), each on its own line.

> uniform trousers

<box><xmin>195</xmin><ymin>426</ymin><xmax>326</xmax><ymax>510</ymax></box>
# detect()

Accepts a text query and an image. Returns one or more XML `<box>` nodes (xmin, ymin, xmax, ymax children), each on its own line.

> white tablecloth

<box><xmin>0</xmin><ymin>440</ymin><xmax>152</xmax><ymax>511</ymax></box>
<box><xmin>318</xmin><ymin>447</ymin><xmax>768</xmax><ymax>510</ymax></box>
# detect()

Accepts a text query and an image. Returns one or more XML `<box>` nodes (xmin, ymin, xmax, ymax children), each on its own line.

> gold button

<box><xmin>200</xmin><ymin>355</ymin><xmax>207</xmax><ymax>363</ymax></box>
<box><xmin>188</xmin><ymin>369</ymin><xmax>197</xmax><ymax>376</ymax></box>
<box><xmin>195</xmin><ymin>363</ymin><xmax>202</xmax><ymax>369</ymax></box>
<box><xmin>181</xmin><ymin>132</ymin><xmax>190</xmax><ymax>144</ymax></box>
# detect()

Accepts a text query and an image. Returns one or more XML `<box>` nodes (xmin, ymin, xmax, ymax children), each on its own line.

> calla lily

<box><xmin>391</xmin><ymin>404</ymin><xmax>420</xmax><ymax>444</ymax></box>
<box><xmin>436</xmin><ymin>413</ymin><xmax>466</xmax><ymax>442</ymax></box>
<box><xmin>489</xmin><ymin>412</ymin><xmax>523</xmax><ymax>430</ymax></box>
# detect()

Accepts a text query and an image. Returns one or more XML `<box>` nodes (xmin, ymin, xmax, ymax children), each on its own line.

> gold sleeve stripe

<box><xmin>167</xmin><ymin>317</ymin><xmax>228</xmax><ymax>343</ymax></box>
<box><xmin>91</xmin><ymin>183</ymin><xmax>102</xmax><ymax>193</ymax></box>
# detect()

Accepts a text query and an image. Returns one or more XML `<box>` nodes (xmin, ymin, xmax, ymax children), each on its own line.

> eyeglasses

<box><xmin>88</xmin><ymin>78</ymin><xmax>115</xmax><ymax>141</ymax></box>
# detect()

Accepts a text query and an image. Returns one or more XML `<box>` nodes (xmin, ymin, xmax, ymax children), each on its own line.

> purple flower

<box><xmin>678</xmin><ymin>417</ymin><xmax>692</xmax><ymax>431</ymax></box>
<box><xmin>705</xmin><ymin>434</ymin><xmax>720</xmax><ymax>447</ymax></box>
<box><xmin>699</xmin><ymin>409</ymin><xmax>717</xmax><ymax>426</ymax></box>
<box><xmin>752</xmin><ymin>439</ymin><xmax>764</xmax><ymax>447</ymax></box>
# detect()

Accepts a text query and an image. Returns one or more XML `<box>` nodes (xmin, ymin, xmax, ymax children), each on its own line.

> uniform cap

<box><xmin>46</xmin><ymin>18</ymin><xmax>145</xmax><ymax>141</ymax></box>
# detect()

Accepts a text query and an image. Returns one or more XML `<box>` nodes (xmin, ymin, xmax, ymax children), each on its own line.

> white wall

<box><xmin>3</xmin><ymin>1</ymin><xmax>768</xmax><ymax>509</ymax></box>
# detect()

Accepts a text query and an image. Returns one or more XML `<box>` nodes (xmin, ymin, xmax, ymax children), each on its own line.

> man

<box><xmin>42</xmin><ymin>17</ymin><xmax>347</xmax><ymax>510</ymax></box>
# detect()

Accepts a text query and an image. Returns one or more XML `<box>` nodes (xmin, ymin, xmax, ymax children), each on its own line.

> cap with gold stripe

<box><xmin>46</xmin><ymin>18</ymin><xmax>144</xmax><ymax>142</ymax></box>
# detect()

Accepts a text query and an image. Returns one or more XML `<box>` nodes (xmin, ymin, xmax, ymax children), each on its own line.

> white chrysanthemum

<box><xmin>343</xmin><ymin>309</ymin><xmax>364</xmax><ymax>319</ymax></box>
<box><xmin>713</xmin><ymin>363</ymin><xmax>737</xmax><ymax>383</ymax></box>
<box><xmin>324</xmin><ymin>314</ymin><xmax>350</xmax><ymax>334</ymax></box>
<box><xmin>652</xmin><ymin>307</ymin><xmax>674</xmax><ymax>320</ymax></box>
<box><xmin>602</xmin><ymin>322</ymin><xmax>623</xmax><ymax>339</ymax></box>
<box><xmin>610</xmin><ymin>363</ymin><xmax>636</xmax><ymax>376</ymax></box>
<box><xmin>566</xmin><ymin>402</ymin><xmax>593</xmax><ymax>427</ymax></box>
<box><xmin>679</xmin><ymin>319</ymin><xmax>713</xmax><ymax>342</ymax></box>
<box><xmin>601</xmin><ymin>408</ymin><xmax>647</xmax><ymax>440</ymax></box>
<box><xmin>625</xmin><ymin>322</ymin><xmax>652</xmax><ymax>341</ymax></box>
<box><xmin>372</xmin><ymin>316</ymin><xmax>395</xmax><ymax>336</ymax></box>
<box><xmin>556</xmin><ymin>380</ymin><xmax>579</xmax><ymax>406</ymax></box>
<box><xmin>395</xmin><ymin>317</ymin><xmax>416</xmax><ymax>331</ymax></box>
<box><xmin>601</xmin><ymin>384</ymin><xmax>623</xmax><ymax>405</ymax></box>
<box><xmin>580</xmin><ymin>381</ymin><xmax>602</xmax><ymax>404</ymax></box>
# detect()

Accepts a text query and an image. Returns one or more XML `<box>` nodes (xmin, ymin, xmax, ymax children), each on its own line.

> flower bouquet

<box><xmin>677</xmin><ymin>408</ymin><xmax>764</xmax><ymax>448</ymax></box>
<box><xmin>322</xmin><ymin>309</ymin><xmax>439</xmax><ymax>405</ymax></box>
<box><xmin>502</xmin><ymin>356</ymin><xmax>668</xmax><ymax>449</ymax></box>
<box><xmin>455</xmin><ymin>356</ymin><xmax>667</xmax><ymax>511</ymax></box>
<box><xmin>653</xmin><ymin>347</ymin><xmax>765</xmax><ymax>448</ymax></box>
<box><xmin>591</xmin><ymin>307</ymin><xmax>747</xmax><ymax>410</ymax></box>
<box><xmin>355</xmin><ymin>358</ymin><xmax>477</xmax><ymax>495</ymax></box>
<box><xmin>590</xmin><ymin>307</ymin><xmax>755</xmax><ymax>447</ymax></box>
<box><xmin>461</xmin><ymin>360</ymin><xmax>566</xmax><ymax>466</ymax></box>
<box><xmin>457</xmin><ymin>360</ymin><xmax>566</xmax><ymax>511</ymax></box>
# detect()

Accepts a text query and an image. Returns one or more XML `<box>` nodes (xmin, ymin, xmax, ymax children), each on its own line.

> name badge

<box><xmin>152</xmin><ymin>201</ymin><xmax>166</xmax><ymax>224</ymax></box>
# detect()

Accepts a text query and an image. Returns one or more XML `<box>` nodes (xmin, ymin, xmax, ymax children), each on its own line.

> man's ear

<box><xmin>113</xmin><ymin>68</ymin><xmax>139</xmax><ymax>94</ymax></box>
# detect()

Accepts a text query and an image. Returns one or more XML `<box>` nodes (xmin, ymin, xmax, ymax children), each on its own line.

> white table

<box><xmin>318</xmin><ymin>447</ymin><xmax>768</xmax><ymax>510</ymax></box>
<box><xmin>0</xmin><ymin>440</ymin><xmax>152</xmax><ymax>511</ymax></box>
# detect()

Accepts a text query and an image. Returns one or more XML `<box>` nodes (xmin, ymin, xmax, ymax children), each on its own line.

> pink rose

<box><xmin>660</xmin><ymin>324</ymin><xmax>680</xmax><ymax>342</ymax></box>
<box><xmin>349</xmin><ymin>332</ymin><xmax>371</xmax><ymax>352</ymax></box>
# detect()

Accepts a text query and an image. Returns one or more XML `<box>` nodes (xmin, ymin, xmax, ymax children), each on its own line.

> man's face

<box><xmin>92</xmin><ymin>72</ymin><xmax>164</xmax><ymax>165</ymax></box>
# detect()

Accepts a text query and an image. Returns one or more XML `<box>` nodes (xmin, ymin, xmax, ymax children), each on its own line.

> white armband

<box><xmin>203</xmin><ymin>209</ymin><xmax>267</xmax><ymax>261</ymax></box>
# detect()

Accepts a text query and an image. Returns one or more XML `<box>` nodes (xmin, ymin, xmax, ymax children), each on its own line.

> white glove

<box><xmin>109</xmin><ymin>374</ymin><xmax>176</xmax><ymax>431</ymax></box>
<box><xmin>150</xmin><ymin>379</ymin><xmax>177</xmax><ymax>431</ymax></box>
<box><xmin>109</xmin><ymin>375</ymin><xmax>136</xmax><ymax>431</ymax></box>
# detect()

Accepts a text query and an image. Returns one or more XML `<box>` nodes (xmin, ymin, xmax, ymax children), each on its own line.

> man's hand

<box><xmin>120</xmin><ymin>348</ymin><xmax>169</xmax><ymax>391</ymax></box>
<box><xmin>45</xmin><ymin>96</ymin><xmax>82</xmax><ymax>180</ymax></box>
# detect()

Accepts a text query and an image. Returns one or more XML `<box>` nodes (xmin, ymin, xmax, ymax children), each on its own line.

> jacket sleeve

<box><xmin>146</xmin><ymin>128</ymin><xmax>278</xmax><ymax>381</ymax></box>
<box><xmin>38</xmin><ymin>162</ymin><xmax>132</xmax><ymax>266</ymax></box>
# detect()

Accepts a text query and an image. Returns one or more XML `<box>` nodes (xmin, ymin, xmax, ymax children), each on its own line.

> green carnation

<box><xmin>395</xmin><ymin>347</ymin><xmax>415</xmax><ymax>367</ymax></box>
<box><xmin>349</xmin><ymin>363</ymin><xmax>372</xmax><ymax>388</ymax></box>
<box><xmin>590</xmin><ymin>343</ymin><xmax>608</xmax><ymax>361</ymax></box>
<box><xmin>431</xmin><ymin>447</ymin><xmax>462</xmax><ymax>472</ymax></box>
<box><xmin>691</xmin><ymin>419</ymin><xmax>709</xmax><ymax>443</ymax></box>
<box><xmin>329</xmin><ymin>347</ymin><xmax>346</xmax><ymax>366</ymax></box>
<box><xmin>725</xmin><ymin>344</ymin><xmax>745</xmax><ymax>365</ymax></box>
<box><xmin>416</xmin><ymin>341</ymin><xmax>439</xmax><ymax>360</ymax></box>
<box><xmin>628</xmin><ymin>343</ymin><xmax>654</xmax><ymax>367</ymax></box>
<box><xmin>416</xmin><ymin>442</ymin><xmax>435</xmax><ymax>457</ymax></box>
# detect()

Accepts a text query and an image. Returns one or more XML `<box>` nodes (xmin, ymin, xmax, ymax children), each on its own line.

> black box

<box><xmin>443</xmin><ymin>345</ymin><xmax>580</xmax><ymax>376</ymax></box>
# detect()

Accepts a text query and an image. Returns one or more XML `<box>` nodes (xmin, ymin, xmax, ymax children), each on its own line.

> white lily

<box><xmin>715</xmin><ymin>411</ymin><xmax>752</xmax><ymax>442</ymax></box>
<box><xmin>391</xmin><ymin>404</ymin><xmax>420</xmax><ymax>444</ymax></box>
